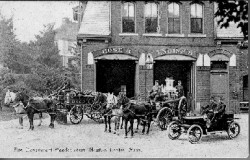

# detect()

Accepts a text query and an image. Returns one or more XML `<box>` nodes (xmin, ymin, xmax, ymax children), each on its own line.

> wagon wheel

<box><xmin>156</xmin><ymin>107</ymin><xmax>173</xmax><ymax>130</ymax></box>
<box><xmin>69</xmin><ymin>105</ymin><xmax>83</xmax><ymax>124</ymax></box>
<box><xmin>167</xmin><ymin>121</ymin><xmax>182</xmax><ymax>140</ymax></box>
<box><xmin>187</xmin><ymin>124</ymin><xmax>203</xmax><ymax>144</ymax></box>
<box><xmin>227</xmin><ymin>122</ymin><xmax>240</xmax><ymax>139</ymax></box>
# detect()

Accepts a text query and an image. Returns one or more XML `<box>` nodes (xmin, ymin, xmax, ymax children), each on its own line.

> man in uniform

<box><xmin>175</xmin><ymin>80</ymin><xmax>184</xmax><ymax>98</ymax></box>
<box><xmin>202</xmin><ymin>96</ymin><xmax>226</xmax><ymax>128</ymax></box>
<box><xmin>149</xmin><ymin>80</ymin><xmax>161</xmax><ymax>102</ymax></box>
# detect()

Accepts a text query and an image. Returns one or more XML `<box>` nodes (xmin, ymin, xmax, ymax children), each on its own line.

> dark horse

<box><xmin>117</xmin><ymin>94</ymin><xmax>153</xmax><ymax>138</ymax></box>
<box><xmin>15</xmin><ymin>92</ymin><xmax>57</xmax><ymax>130</ymax></box>
<box><xmin>93</xmin><ymin>92</ymin><xmax>111</xmax><ymax>132</ymax></box>
<box><xmin>4</xmin><ymin>90</ymin><xmax>43</xmax><ymax>129</ymax></box>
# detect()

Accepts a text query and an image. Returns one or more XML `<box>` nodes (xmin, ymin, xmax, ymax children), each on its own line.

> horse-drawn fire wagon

<box><xmin>55</xmin><ymin>89</ymin><xmax>104</xmax><ymax>124</ymax></box>
<box><xmin>148</xmin><ymin>78</ymin><xmax>188</xmax><ymax>130</ymax></box>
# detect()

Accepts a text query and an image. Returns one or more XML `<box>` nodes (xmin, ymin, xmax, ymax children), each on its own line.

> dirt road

<box><xmin>0</xmin><ymin>113</ymin><xmax>248</xmax><ymax>158</ymax></box>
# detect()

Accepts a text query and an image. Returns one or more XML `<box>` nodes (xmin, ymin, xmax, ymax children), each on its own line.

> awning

<box><xmin>211</xmin><ymin>54</ymin><xmax>230</xmax><ymax>61</ymax></box>
<box><xmin>95</xmin><ymin>54</ymin><xmax>138</xmax><ymax>60</ymax></box>
<box><xmin>155</xmin><ymin>55</ymin><xmax>196</xmax><ymax>61</ymax></box>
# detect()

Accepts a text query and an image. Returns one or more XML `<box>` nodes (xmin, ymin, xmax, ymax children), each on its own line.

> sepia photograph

<box><xmin>0</xmin><ymin>0</ymin><xmax>248</xmax><ymax>158</ymax></box>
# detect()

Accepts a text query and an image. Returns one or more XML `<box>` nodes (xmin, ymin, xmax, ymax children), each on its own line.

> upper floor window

<box><xmin>190</xmin><ymin>3</ymin><xmax>203</xmax><ymax>33</ymax></box>
<box><xmin>145</xmin><ymin>2</ymin><xmax>159</xmax><ymax>33</ymax></box>
<box><xmin>122</xmin><ymin>2</ymin><xmax>135</xmax><ymax>33</ymax></box>
<box><xmin>168</xmin><ymin>2</ymin><xmax>180</xmax><ymax>34</ymax></box>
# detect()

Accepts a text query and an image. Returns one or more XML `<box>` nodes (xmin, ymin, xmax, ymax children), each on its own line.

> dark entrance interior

<box><xmin>154</xmin><ymin>61</ymin><xmax>193</xmax><ymax>97</ymax></box>
<box><xmin>243</xmin><ymin>75</ymin><xmax>248</xmax><ymax>101</ymax></box>
<box><xmin>96</xmin><ymin>60</ymin><xmax>135</xmax><ymax>98</ymax></box>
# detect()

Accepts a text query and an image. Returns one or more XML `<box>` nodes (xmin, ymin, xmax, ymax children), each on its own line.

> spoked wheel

<box><xmin>69</xmin><ymin>105</ymin><xmax>83</xmax><ymax>124</ymax></box>
<box><xmin>187</xmin><ymin>124</ymin><xmax>203</xmax><ymax>144</ymax></box>
<box><xmin>227</xmin><ymin>122</ymin><xmax>240</xmax><ymax>139</ymax></box>
<box><xmin>157</xmin><ymin>107</ymin><xmax>173</xmax><ymax>130</ymax></box>
<box><xmin>167</xmin><ymin>121</ymin><xmax>182</xmax><ymax>140</ymax></box>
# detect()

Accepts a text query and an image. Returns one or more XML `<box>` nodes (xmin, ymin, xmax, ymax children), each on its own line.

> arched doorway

<box><xmin>95</xmin><ymin>54</ymin><xmax>137</xmax><ymax>98</ymax></box>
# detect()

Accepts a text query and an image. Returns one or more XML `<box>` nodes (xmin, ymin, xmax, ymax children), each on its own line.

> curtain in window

<box><xmin>168</xmin><ymin>3</ymin><xmax>180</xmax><ymax>34</ymax></box>
<box><xmin>145</xmin><ymin>2</ymin><xmax>158</xmax><ymax>33</ymax></box>
<box><xmin>122</xmin><ymin>2</ymin><xmax>135</xmax><ymax>33</ymax></box>
<box><xmin>190</xmin><ymin>3</ymin><xmax>203</xmax><ymax>33</ymax></box>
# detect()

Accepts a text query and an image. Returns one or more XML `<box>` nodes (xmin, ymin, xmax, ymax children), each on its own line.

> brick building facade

<box><xmin>77</xmin><ymin>1</ymin><xmax>248</xmax><ymax>113</ymax></box>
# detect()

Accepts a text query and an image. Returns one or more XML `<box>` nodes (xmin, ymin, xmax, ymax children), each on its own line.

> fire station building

<box><xmin>77</xmin><ymin>1</ymin><xmax>248</xmax><ymax>113</ymax></box>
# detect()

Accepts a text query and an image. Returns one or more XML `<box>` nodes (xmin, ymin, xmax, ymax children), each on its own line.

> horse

<box><xmin>91</xmin><ymin>92</ymin><xmax>108</xmax><ymax>121</ymax></box>
<box><xmin>4</xmin><ymin>90</ymin><xmax>43</xmax><ymax>129</ymax></box>
<box><xmin>117</xmin><ymin>93</ymin><xmax>153</xmax><ymax>138</ymax></box>
<box><xmin>26</xmin><ymin>95</ymin><xmax>57</xmax><ymax>130</ymax></box>
<box><xmin>118</xmin><ymin>94</ymin><xmax>141</xmax><ymax>132</ymax></box>
<box><xmin>106</xmin><ymin>92</ymin><xmax>124</xmax><ymax>135</ymax></box>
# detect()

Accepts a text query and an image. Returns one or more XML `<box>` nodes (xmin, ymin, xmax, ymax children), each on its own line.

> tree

<box><xmin>33</xmin><ymin>23</ymin><xmax>62</xmax><ymax>68</ymax></box>
<box><xmin>0</xmin><ymin>14</ymin><xmax>19</xmax><ymax>72</ymax></box>
<box><xmin>25</xmin><ymin>23</ymin><xmax>66</xmax><ymax>94</ymax></box>
<box><xmin>0</xmin><ymin>12</ymin><xmax>34</xmax><ymax>74</ymax></box>
<box><xmin>211</xmin><ymin>0</ymin><xmax>248</xmax><ymax>40</ymax></box>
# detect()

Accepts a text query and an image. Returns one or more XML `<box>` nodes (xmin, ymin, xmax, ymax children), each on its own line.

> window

<box><xmin>122</xmin><ymin>2</ymin><xmax>135</xmax><ymax>33</ymax></box>
<box><xmin>211</xmin><ymin>61</ymin><xmax>227</xmax><ymax>70</ymax></box>
<box><xmin>168</xmin><ymin>3</ymin><xmax>180</xmax><ymax>34</ymax></box>
<box><xmin>145</xmin><ymin>2</ymin><xmax>159</xmax><ymax>33</ymax></box>
<box><xmin>190</xmin><ymin>3</ymin><xmax>203</xmax><ymax>33</ymax></box>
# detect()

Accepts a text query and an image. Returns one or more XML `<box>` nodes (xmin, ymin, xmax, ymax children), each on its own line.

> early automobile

<box><xmin>167</xmin><ymin>112</ymin><xmax>240</xmax><ymax>143</ymax></box>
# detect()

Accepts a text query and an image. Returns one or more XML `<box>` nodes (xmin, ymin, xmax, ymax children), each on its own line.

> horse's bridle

<box><xmin>118</xmin><ymin>96</ymin><xmax>131</xmax><ymax>111</ymax></box>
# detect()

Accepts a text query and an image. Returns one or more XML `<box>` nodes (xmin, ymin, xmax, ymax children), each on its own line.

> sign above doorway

<box><xmin>101</xmin><ymin>47</ymin><xmax>132</xmax><ymax>54</ymax></box>
<box><xmin>155</xmin><ymin>48</ymin><xmax>197</xmax><ymax>58</ymax></box>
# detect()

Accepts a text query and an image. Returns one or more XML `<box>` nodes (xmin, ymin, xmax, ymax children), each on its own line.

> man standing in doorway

<box><xmin>175</xmin><ymin>80</ymin><xmax>184</xmax><ymax>98</ymax></box>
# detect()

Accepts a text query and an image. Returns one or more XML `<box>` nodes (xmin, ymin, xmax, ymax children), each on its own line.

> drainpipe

<box><xmin>80</xmin><ymin>41</ymin><xmax>83</xmax><ymax>91</ymax></box>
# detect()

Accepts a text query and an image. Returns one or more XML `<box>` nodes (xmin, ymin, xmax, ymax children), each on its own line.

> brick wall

<box><xmin>111</xmin><ymin>1</ymin><xmax>215</xmax><ymax>47</ymax></box>
<box><xmin>239</xmin><ymin>48</ymin><xmax>248</xmax><ymax>102</ymax></box>
<box><xmin>81</xmin><ymin>42</ymin><xmax>109</xmax><ymax>91</ymax></box>
<box><xmin>78</xmin><ymin>1</ymin><xmax>248</xmax><ymax>114</ymax></box>
<box><xmin>196</xmin><ymin>67</ymin><xmax>211</xmax><ymax>108</ymax></box>
<box><xmin>139</xmin><ymin>66</ymin><xmax>153</xmax><ymax>101</ymax></box>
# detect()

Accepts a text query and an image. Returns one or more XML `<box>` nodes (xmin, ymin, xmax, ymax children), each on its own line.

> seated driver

<box><xmin>149</xmin><ymin>80</ymin><xmax>161</xmax><ymax>102</ymax></box>
<box><xmin>202</xmin><ymin>96</ymin><xmax>226</xmax><ymax>128</ymax></box>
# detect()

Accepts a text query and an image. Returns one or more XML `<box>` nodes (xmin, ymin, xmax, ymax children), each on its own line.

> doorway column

<box><xmin>135</xmin><ymin>61</ymin><xmax>139</xmax><ymax>98</ymax></box>
<box><xmin>94</xmin><ymin>60</ymin><xmax>97</xmax><ymax>91</ymax></box>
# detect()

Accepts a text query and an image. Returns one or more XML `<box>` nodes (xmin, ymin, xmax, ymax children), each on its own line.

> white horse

<box><xmin>106</xmin><ymin>93</ymin><xmax>123</xmax><ymax>135</ymax></box>
<box><xmin>4</xmin><ymin>90</ymin><xmax>43</xmax><ymax>129</ymax></box>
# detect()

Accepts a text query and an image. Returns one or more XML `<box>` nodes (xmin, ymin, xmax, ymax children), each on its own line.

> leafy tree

<box><xmin>33</xmin><ymin>23</ymin><xmax>62</xmax><ymax>68</ymax></box>
<box><xmin>0</xmin><ymin>12</ymin><xmax>34</xmax><ymax>74</ymax></box>
<box><xmin>211</xmin><ymin>0</ymin><xmax>248</xmax><ymax>40</ymax></box>
<box><xmin>0</xmin><ymin>14</ymin><xmax>20</xmax><ymax>72</ymax></box>
<box><xmin>66</xmin><ymin>43</ymin><xmax>81</xmax><ymax>90</ymax></box>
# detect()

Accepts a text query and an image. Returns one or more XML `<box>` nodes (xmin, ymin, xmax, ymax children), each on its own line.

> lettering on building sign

<box><xmin>156</xmin><ymin>48</ymin><xmax>195</xmax><ymax>57</ymax></box>
<box><xmin>102</xmin><ymin>48</ymin><xmax>131</xmax><ymax>54</ymax></box>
